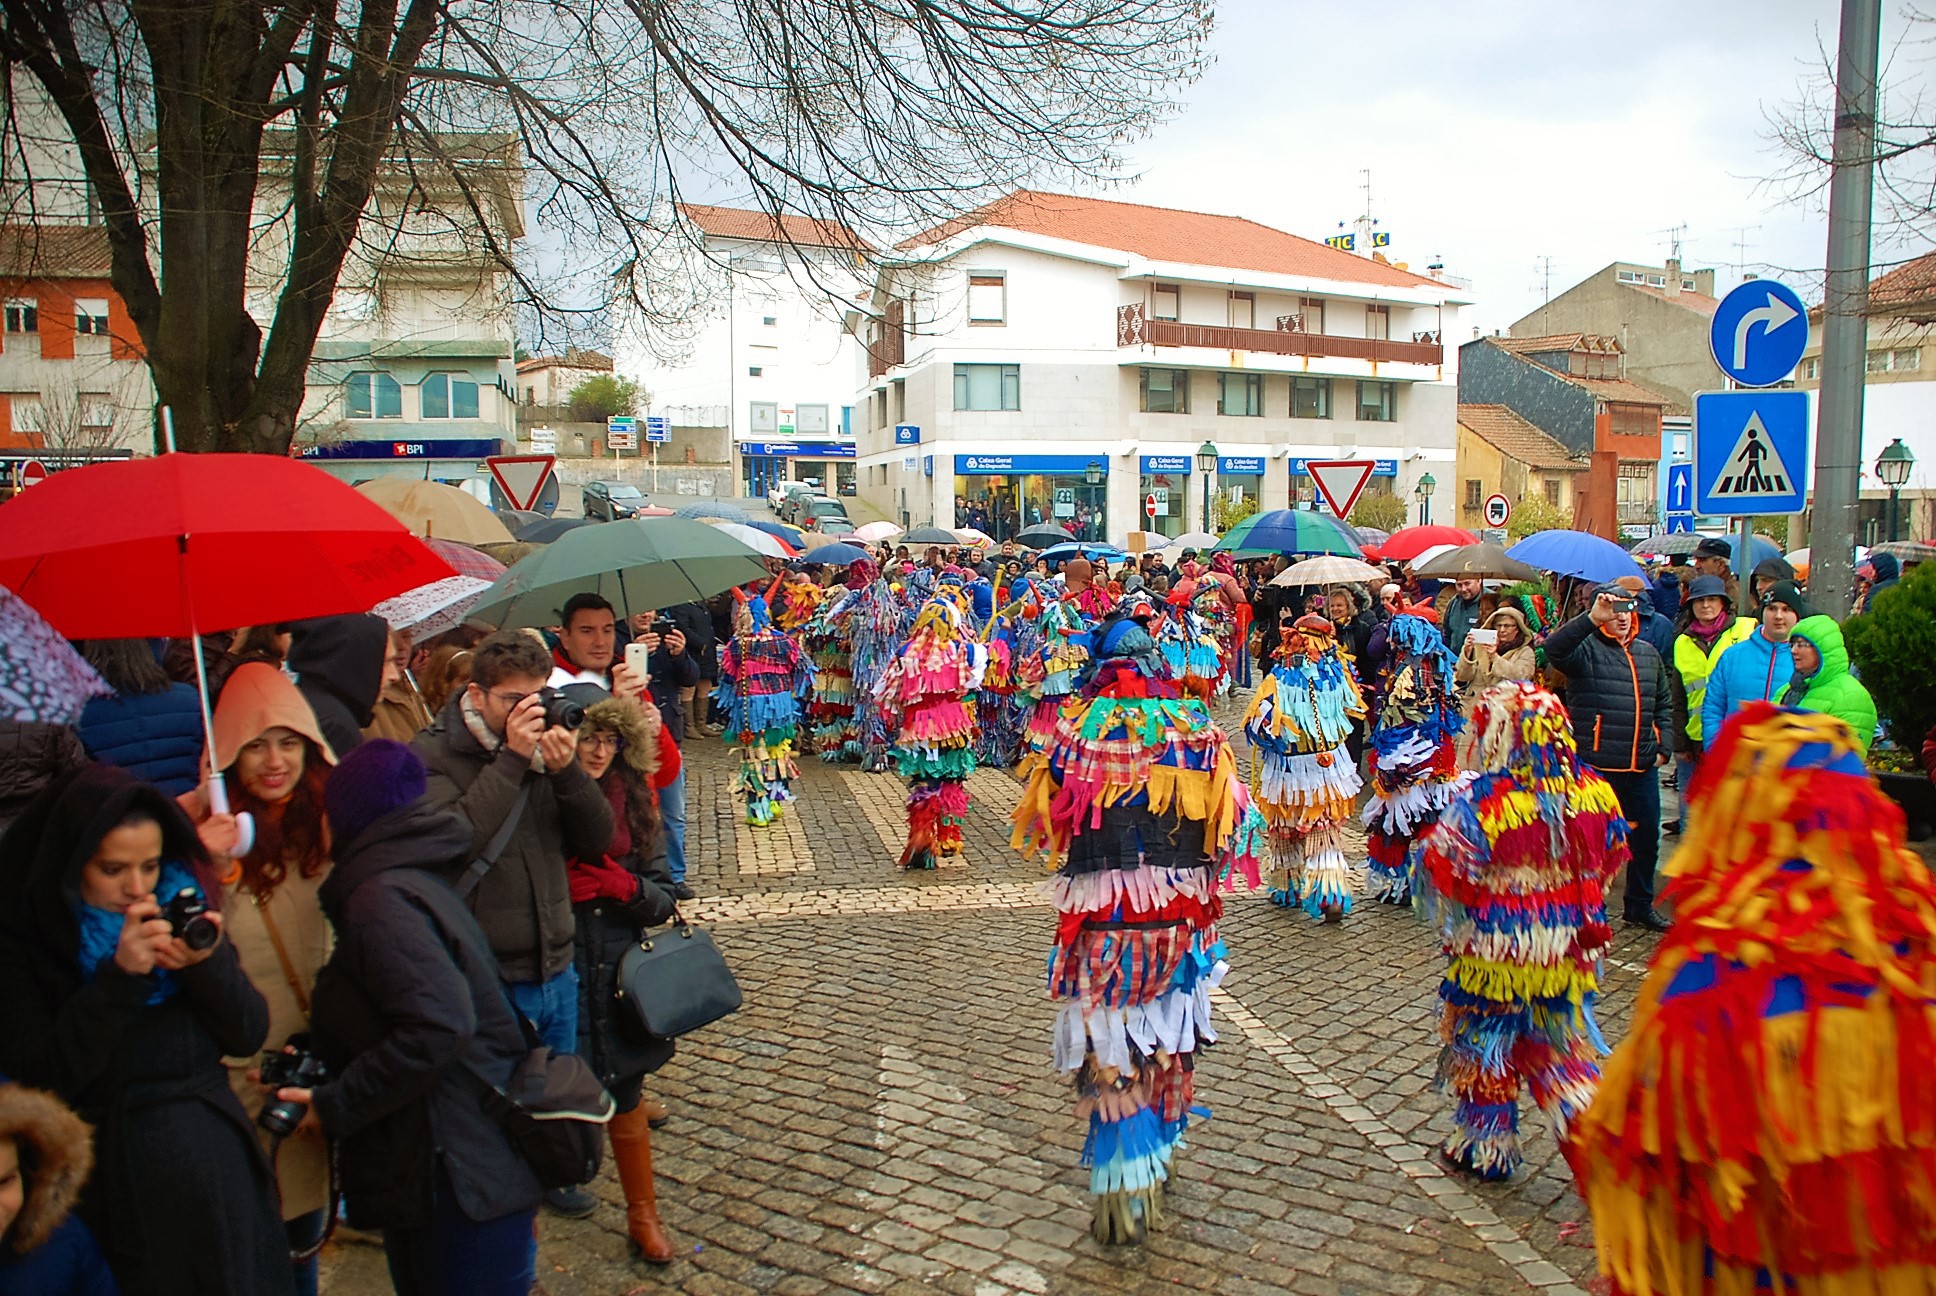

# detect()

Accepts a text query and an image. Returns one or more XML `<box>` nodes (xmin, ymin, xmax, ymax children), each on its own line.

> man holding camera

<box><xmin>413</xmin><ymin>630</ymin><xmax>614</xmax><ymax>1057</ymax></box>
<box><xmin>1544</xmin><ymin>585</ymin><xmax>1673</xmax><ymax>931</ymax></box>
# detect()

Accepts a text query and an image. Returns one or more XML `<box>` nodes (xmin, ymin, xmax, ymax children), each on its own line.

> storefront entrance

<box><xmin>742</xmin><ymin>454</ymin><xmax>783</xmax><ymax>498</ymax></box>
<box><xmin>953</xmin><ymin>454</ymin><xmax>1110</xmax><ymax>542</ymax></box>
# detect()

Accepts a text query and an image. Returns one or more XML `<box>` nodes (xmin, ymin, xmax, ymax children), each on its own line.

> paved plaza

<box><xmin>323</xmin><ymin>709</ymin><xmax>1671</xmax><ymax>1296</ymax></box>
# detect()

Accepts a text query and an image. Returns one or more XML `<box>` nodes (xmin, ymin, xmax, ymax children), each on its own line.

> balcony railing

<box><xmin>1116</xmin><ymin>303</ymin><xmax>1443</xmax><ymax>366</ymax></box>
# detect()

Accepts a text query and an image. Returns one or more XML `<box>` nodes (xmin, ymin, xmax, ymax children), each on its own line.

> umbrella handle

<box><xmin>207</xmin><ymin>773</ymin><xmax>257</xmax><ymax>859</ymax></box>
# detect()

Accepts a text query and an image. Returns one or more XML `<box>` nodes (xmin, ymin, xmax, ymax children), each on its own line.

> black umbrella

<box><xmin>1013</xmin><ymin>525</ymin><xmax>1076</xmax><ymax>549</ymax></box>
<box><xmin>516</xmin><ymin>516</ymin><xmax>592</xmax><ymax>544</ymax></box>
<box><xmin>902</xmin><ymin>526</ymin><xmax>958</xmax><ymax>545</ymax></box>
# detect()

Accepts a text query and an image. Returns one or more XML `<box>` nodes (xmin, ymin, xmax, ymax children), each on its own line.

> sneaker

<box><xmin>672</xmin><ymin>882</ymin><xmax>696</xmax><ymax>901</ymax></box>
<box><xmin>543</xmin><ymin>1184</ymin><xmax>598</xmax><ymax>1219</ymax></box>
<box><xmin>1624</xmin><ymin>909</ymin><xmax>1673</xmax><ymax>933</ymax></box>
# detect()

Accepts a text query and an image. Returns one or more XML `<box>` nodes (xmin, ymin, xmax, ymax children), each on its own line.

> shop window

<box><xmin>1365</xmin><ymin>304</ymin><xmax>1390</xmax><ymax>341</ymax></box>
<box><xmin>421</xmin><ymin>372</ymin><xmax>479</xmax><ymax>419</ymax></box>
<box><xmin>953</xmin><ymin>363</ymin><xmax>1020</xmax><ymax>411</ymax></box>
<box><xmin>346</xmin><ymin>371</ymin><xmax>402</xmax><ymax>419</ymax></box>
<box><xmin>4</xmin><ymin>298</ymin><xmax>37</xmax><ymax>333</ymax></box>
<box><xmin>1356</xmin><ymin>380</ymin><xmax>1395</xmax><ymax>422</ymax></box>
<box><xmin>1219</xmin><ymin>372</ymin><xmax>1262</xmax><ymax>416</ymax></box>
<box><xmin>1291</xmin><ymin>376</ymin><xmax>1330</xmax><ymax>419</ymax></box>
<box><xmin>74</xmin><ymin>297</ymin><xmax>109</xmax><ymax>335</ymax></box>
<box><xmin>967</xmin><ymin>273</ymin><xmax>1005</xmax><ymax>325</ymax></box>
<box><xmin>1464</xmin><ymin>479</ymin><xmax>1482</xmax><ymax>509</ymax></box>
<box><xmin>1151</xmin><ymin>283</ymin><xmax>1180</xmax><ymax>321</ymax></box>
<box><xmin>1140</xmin><ymin>367</ymin><xmax>1190</xmax><ymax>414</ymax></box>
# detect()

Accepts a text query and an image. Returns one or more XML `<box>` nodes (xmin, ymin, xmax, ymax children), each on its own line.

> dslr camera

<box><xmin>157</xmin><ymin>888</ymin><xmax>219</xmax><ymax>951</ymax></box>
<box><xmin>258</xmin><ymin>1038</ymin><xmax>329</xmax><ymax>1138</ymax></box>
<box><xmin>537</xmin><ymin>685</ymin><xmax>585</xmax><ymax>730</ymax></box>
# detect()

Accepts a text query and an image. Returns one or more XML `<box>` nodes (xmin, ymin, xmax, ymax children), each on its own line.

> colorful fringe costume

<box><xmin>1242</xmin><ymin>614</ymin><xmax>1367</xmax><ymax>919</ymax></box>
<box><xmin>1413</xmin><ymin>682</ymin><xmax>1628</xmax><ymax>1180</ymax></box>
<box><xmin>1363</xmin><ymin>614</ymin><xmax>1465</xmax><ymax>903</ymax></box>
<box><xmin>844</xmin><ymin>563</ymin><xmax>906</xmax><ymax>772</ymax></box>
<box><xmin>713</xmin><ymin>597</ymin><xmax>814</xmax><ymax>825</ymax></box>
<box><xmin>1011</xmin><ymin>610</ymin><xmax>1265</xmax><ymax>1246</ymax></box>
<box><xmin>1156</xmin><ymin>596</ymin><xmax>1226</xmax><ymax>701</ymax></box>
<box><xmin>1019</xmin><ymin>588</ymin><xmax>1101</xmax><ymax>770</ymax></box>
<box><xmin>975</xmin><ymin>587</ymin><xmax>1043</xmax><ymax>768</ymax></box>
<box><xmin>875</xmin><ymin>587</ymin><xmax>985</xmax><ymax>869</ymax></box>
<box><xmin>772</xmin><ymin>576</ymin><xmax>825</xmax><ymax>632</ymax></box>
<box><xmin>1568</xmin><ymin>703</ymin><xmax>1936</xmax><ymax>1296</ymax></box>
<box><xmin>802</xmin><ymin>598</ymin><xmax>858</xmax><ymax>761</ymax></box>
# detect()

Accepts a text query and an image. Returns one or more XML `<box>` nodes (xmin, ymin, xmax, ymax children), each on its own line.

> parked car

<box><xmin>780</xmin><ymin>486</ymin><xmax>820</xmax><ymax>525</ymax></box>
<box><xmin>805</xmin><ymin>498</ymin><xmax>850</xmax><ymax>528</ymax></box>
<box><xmin>766</xmin><ymin>482</ymin><xmax>793</xmax><ymax>511</ymax></box>
<box><xmin>584</xmin><ymin>479</ymin><xmax>647</xmax><ymax>520</ymax></box>
<box><xmin>813</xmin><ymin>516</ymin><xmax>857</xmax><ymax>537</ymax></box>
<box><xmin>837</xmin><ymin>479</ymin><xmax>857</xmax><ymax>497</ymax></box>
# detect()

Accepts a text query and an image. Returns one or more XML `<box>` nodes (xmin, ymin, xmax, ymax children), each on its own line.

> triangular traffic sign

<box><xmin>1707</xmin><ymin>413</ymin><xmax>1794</xmax><ymax>501</ymax></box>
<box><xmin>1305</xmin><ymin>459</ymin><xmax>1376</xmax><ymax>518</ymax></box>
<box><xmin>487</xmin><ymin>454</ymin><xmax>555</xmax><ymax>512</ymax></box>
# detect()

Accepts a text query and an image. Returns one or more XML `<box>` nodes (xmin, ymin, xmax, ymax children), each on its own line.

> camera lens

<box><xmin>180</xmin><ymin>913</ymin><xmax>220</xmax><ymax>951</ymax></box>
<box><xmin>258</xmin><ymin>1096</ymin><xmax>307</xmax><ymax>1139</ymax></box>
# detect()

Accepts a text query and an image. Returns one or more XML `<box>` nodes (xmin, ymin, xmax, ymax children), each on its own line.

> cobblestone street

<box><xmin>324</xmin><ymin>709</ymin><xmax>1667</xmax><ymax>1296</ymax></box>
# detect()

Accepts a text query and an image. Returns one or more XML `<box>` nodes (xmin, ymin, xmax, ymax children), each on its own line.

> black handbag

<box><xmin>615</xmin><ymin>911</ymin><xmax>743</xmax><ymax>1039</ymax></box>
<box><xmin>465</xmin><ymin>1008</ymin><xmax>615</xmax><ymax>1190</ymax></box>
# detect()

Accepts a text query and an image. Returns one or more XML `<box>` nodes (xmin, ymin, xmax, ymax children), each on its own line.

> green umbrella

<box><xmin>468</xmin><ymin>518</ymin><xmax>769</xmax><ymax>628</ymax></box>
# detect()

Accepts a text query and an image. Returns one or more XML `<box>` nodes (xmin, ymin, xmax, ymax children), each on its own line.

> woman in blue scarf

<box><xmin>0</xmin><ymin>764</ymin><xmax>289</xmax><ymax>1296</ymax></box>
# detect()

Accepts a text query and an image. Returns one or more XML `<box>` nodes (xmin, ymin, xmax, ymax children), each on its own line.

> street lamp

<box><xmin>1876</xmin><ymin>437</ymin><xmax>1915</xmax><ymax>543</ymax></box>
<box><xmin>1196</xmin><ymin>440</ymin><xmax>1218</xmax><ymax>533</ymax></box>
<box><xmin>1083</xmin><ymin>460</ymin><xmax>1104</xmax><ymax>540</ymax></box>
<box><xmin>1084</xmin><ymin>460</ymin><xmax>1103</xmax><ymax>486</ymax></box>
<box><xmin>1415</xmin><ymin>471</ymin><xmax>1437</xmax><ymax>527</ymax></box>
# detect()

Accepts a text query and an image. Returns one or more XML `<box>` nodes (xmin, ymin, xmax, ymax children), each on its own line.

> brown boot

<box><xmin>608</xmin><ymin>1105</ymin><xmax>677</xmax><ymax>1264</ymax></box>
<box><xmin>639</xmin><ymin>1093</ymin><xmax>670</xmax><ymax>1128</ymax></box>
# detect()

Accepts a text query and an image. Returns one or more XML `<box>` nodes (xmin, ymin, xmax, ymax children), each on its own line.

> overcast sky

<box><xmin>1109</xmin><ymin>0</ymin><xmax>1920</xmax><ymax>333</ymax></box>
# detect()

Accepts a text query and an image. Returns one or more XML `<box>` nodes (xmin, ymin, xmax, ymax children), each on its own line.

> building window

<box><xmin>748</xmin><ymin>366</ymin><xmax>763</xmax><ymax>377</ymax></box>
<box><xmin>74</xmin><ymin>298</ymin><xmax>109</xmax><ymax>336</ymax></box>
<box><xmin>1151</xmin><ymin>283</ymin><xmax>1179</xmax><ymax>322</ymax></box>
<box><xmin>1291</xmin><ymin>375</ymin><xmax>1330</xmax><ymax>419</ymax></box>
<box><xmin>762</xmin><ymin>315</ymin><xmax>777</xmax><ymax>327</ymax></box>
<box><xmin>1544</xmin><ymin>477</ymin><xmax>1562</xmax><ymax>506</ymax></box>
<box><xmin>954</xmin><ymin>362</ymin><xmax>1020</xmax><ymax>411</ymax></box>
<box><xmin>1464</xmin><ymin>479</ymin><xmax>1482</xmax><ymax>509</ymax></box>
<box><xmin>1228</xmin><ymin>291</ymin><xmax>1255</xmax><ymax>330</ymax></box>
<box><xmin>420</xmin><ymin>372</ymin><xmax>479</xmax><ymax>420</ymax></box>
<box><xmin>4</xmin><ymin>298</ymin><xmax>37</xmax><ymax>333</ymax></box>
<box><xmin>1800</xmin><ymin>357</ymin><xmax>1820</xmax><ymax>381</ymax></box>
<box><xmin>346</xmin><ymin>372</ymin><xmax>402</xmax><ymax>419</ymax></box>
<box><xmin>1608</xmin><ymin>402</ymin><xmax>1656</xmax><ymax>439</ymax></box>
<box><xmin>1365</xmin><ymin>304</ymin><xmax>1390</xmax><ymax>341</ymax></box>
<box><xmin>1139</xmin><ymin>367</ymin><xmax>1190</xmax><ymax>414</ymax></box>
<box><xmin>1356</xmin><ymin>380</ymin><xmax>1396</xmax><ymax>422</ymax></box>
<box><xmin>1646</xmin><ymin>274</ymin><xmax>1666</xmax><ymax>286</ymax></box>
<box><xmin>1219</xmin><ymin>372</ymin><xmax>1262</xmax><ymax>416</ymax></box>
<box><xmin>1868</xmin><ymin>348</ymin><xmax>1922</xmax><ymax>373</ymax></box>
<box><xmin>1298</xmin><ymin>296</ymin><xmax>1325</xmax><ymax>335</ymax></box>
<box><xmin>967</xmin><ymin>273</ymin><xmax>1006</xmax><ymax>325</ymax></box>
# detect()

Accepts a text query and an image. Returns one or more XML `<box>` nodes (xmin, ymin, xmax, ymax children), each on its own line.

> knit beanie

<box><xmin>325</xmin><ymin>738</ymin><xmax>428</xmax><ymax>848</ymax></box>
<box><xmin>1760</xmin><ymin>580</ymin><xmax>1813</xmax><ymax>618</ymax></box>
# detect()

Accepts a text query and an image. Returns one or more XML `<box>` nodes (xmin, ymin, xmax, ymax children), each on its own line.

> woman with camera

<box><xmin>0</xmin><ymin>764</ymin><xmax>290</xmax><ymax>1296</ymax></box>
<box><xmin>186</xmin><ymin>663</ymin><xmax>337</xmax><ymax>1296</ymax></box>
<box><xmin>564</xmin><ymin>689</ymin><xmax>682</xmax><ymax>1263</ymax></box>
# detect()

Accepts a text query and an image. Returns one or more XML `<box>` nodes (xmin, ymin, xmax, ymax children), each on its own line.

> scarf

<box><xmin>461</xmin><ymin>693</ymin><xmax>548</xmax><ymax>773</ymax></box>
<box><xmin>1685</xmin><ymin>611</ymin><xmax>1732</xmax><ymax>653</ymax></box>
<box><xmin>75</xmin><ymin>859</ymin><xmax>201</xmax><ymax>1005</ymax></box>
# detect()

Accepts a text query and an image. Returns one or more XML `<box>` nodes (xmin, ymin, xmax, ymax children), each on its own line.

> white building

<box><xmin>615</xmin><ymin>204</ymin><xmax>867</xmax><ymax>497</ymax></box>
<box><xmin>853</xmin><ymin>191</ymin><xmax>1472</xmax><ymax>541</ymax></box>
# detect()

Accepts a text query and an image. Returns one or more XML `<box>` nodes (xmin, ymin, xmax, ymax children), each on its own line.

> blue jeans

<box><xmin>505</xmin><ymin>964</ymin><xmax>579</xmax><ymax>1055</ymax></box>
<box><xmin>382</xmin><ymin>1177</ymin><xmax>536</xmax><ymax>1296</ymax></box>
<box><xmin>661</xmin><ymin>765</ymin><xmax>689</xmax><ymax>883</ymax></box>
<box><xmin>1599</xmin><ymin>766</ymin><xmax>1662</xmax><ymax>917</ymax></box>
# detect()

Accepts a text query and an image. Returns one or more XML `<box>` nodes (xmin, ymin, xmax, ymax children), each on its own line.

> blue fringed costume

<box><xmin>713</xmin><ymin>596</ymin><xmax>813</xmax><ymax>825</ymax></box>
<box><xmin>1363</xmin><ymin>613</ymin><xmax>1466</xmax><ymax>902</ymax></box>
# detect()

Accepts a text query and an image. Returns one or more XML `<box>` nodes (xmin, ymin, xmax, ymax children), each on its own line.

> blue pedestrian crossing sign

<box><xmin>1693</xmin><ymin>389</ymin><xmax>1810</xmax><ymax>516</ymax></box>
<box><xmin>1665</xmin><ymin>513</ymin><xmax>1695</xmax><ymax>534</ymax></box>
<box><xmin>1709</xmin><ymin>279</ymin><xmax>1809</xmax><ymax>387</ymax></box>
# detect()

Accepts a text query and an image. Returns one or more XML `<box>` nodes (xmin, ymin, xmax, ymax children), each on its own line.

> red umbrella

<box><xmin>0</xmin><ymin>454</ymin><xmax>453</xmax><ymax>639</ymax></box>
<box><xmin>423</xmin><ymin>536</ymin><xmax>508</xmax><ymax>582</ymax></box>
<box><xmin>1378</xmin><ymin>525</ymin><xmax>1479</xmax><ymax>562</ymax></box>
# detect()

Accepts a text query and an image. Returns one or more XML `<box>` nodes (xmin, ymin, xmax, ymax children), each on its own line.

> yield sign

<box><xmin>1305</xmin><ymin>459</ymin><xmax>1376</xmax><ymax>518</ymax></box>
<box><xmin>486</xmin><ymin>454</ymin><xmax>555</xmax><ymax>512</ymax></box>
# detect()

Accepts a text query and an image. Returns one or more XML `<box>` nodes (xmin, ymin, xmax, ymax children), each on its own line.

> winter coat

<box><xmin>1437</xmin><ymin>591</ymin><xmax>1484</xmax><ymax>656</ymax></box>
<box><xmin>76</xmin><ymin>684</ymin><xmax>205</xmax><ymax>798</ymax></box>
<box><xmin>1781</xmin><ymin>615</ymin><xmax>1879</xmax><ymax>752</ymax></box>
<box><xmin>0</xmin><ymin>722</ymin><xmax>88</xmax><ymax>835</ymax></box>
<box><xmin>412</xmin><ymin>694</ymin><xmax>614</xmax><ymax>983</ymax></box>
<box><xmin>1631</xmin><ymin>599</ymin><xmax>1677</xmax><ymax>663</ymax></box>
<box><xmin>0</xmin><ymin>767</ymin><xmax>287</xmax><ymax>1296</ymax></box>
<box><xmin>0</xmin><ymin>1084</ymin><xmax>118</xmax><ymax>1296</ymax></box>
<box><xmin>284</xmin><ymin>614</ymin><xmax>389</xmax><ymax>758</ymax></box>
<box><xmin>1453</xmin><ymin>607</ymin><xmax>1538</xmax><ymax>704</ymax></box>
<box><xmin>1700</xmin><ymin>629</ymin><xmax>1796</xmax><ymax>749</ymax></box>
<box><xmin>1650</xmin><ymin>573</ymin><xmax>1682</xmax><ymax>620</ymax></box>
<box><xmin>663</xmin><ymin>601</ymin><xmax>718</xmax><ymax>679</ymax></box>
<box><xmin>572</xmin><ymin>779</ymin><xmax>678</xmax><ymax>1101</ymax></box>
<box><xmin>308</xmin><ymin>798</ymin><xmax>541</xmax><ymax>1230</ymax></box>
<box><xmin>1667</xmin><ymin>616</ymin><xmax>1757</xmax><ymax>751</ymax></box>
<box><xmin>1544</xmin><ymin>608</ymin><xmax>1672</xmax><ymax>773</ymax></box>
<box><xmin>361</xmin><ymin>678</ymin><xmax>433</xmax><ymax>745</ymax></box>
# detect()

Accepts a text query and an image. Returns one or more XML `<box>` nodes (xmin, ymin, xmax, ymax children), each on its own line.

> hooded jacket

<box><xmin>1864</xmin><ymin>552</ymin><xmax>1903</xmax><ymax>609</ymax></box>
<box><xmin>1780</xmin><ymin>615</ymin><xmax>1878</xmax><ymax>752</ymax></box>
<box><xmin>1700</xmin><ymin>627</ymin><xmax>1796</xmax><ymax>749</ymax></box>
<box><xmin>0</xmin><ymin>1083</ymin><xmax>116</xmax><ymax>1296</ymax></box>
<box><xmin>1453</xmin><ymin>606</ymin><xmax>1537</xmax><ymax>702</ymax></box>
<box><xmin>77</xmin><ymin>681</ymin><xmax>205</xmax><ymax>798</ymax></box>
<box><xmin>1543</xmin><ymin>599</ymin><xmax>1671</xmax><ymax>773</ymax></box>
<box><xmin>283</xmin><ymin>614</ymin><xmax>389</xmax><ymax>758</ymax></box>
<box><xmin>308</xmin><ymin>798</ymin><xmax>541</xmax><ymax>1230</ymax></box>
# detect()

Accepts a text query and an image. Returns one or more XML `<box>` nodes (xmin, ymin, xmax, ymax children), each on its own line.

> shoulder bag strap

<box><xmin>456</xmin><ymin>779</ymin><xmax>533</xmax><ymax>899</ymax></box>
<box><xmin>254</xmin><ymin>894</ymin><xmax>311</xmax><ymax>1017</ymax></box>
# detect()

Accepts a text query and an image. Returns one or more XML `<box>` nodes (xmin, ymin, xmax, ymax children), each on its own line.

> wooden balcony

<box><xmin>1116</xmin><ymin>303</ymin><xmax>1443</xmax><ymax>366</ymax></box>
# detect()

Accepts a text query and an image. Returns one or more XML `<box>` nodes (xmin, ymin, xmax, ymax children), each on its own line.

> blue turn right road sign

<box><xmin>1709</xmin><ymin>279</ymin><xmax>1809</xmax><ymax>387</ymax></box>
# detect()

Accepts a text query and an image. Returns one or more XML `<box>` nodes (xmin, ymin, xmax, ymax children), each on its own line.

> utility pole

<box><xmin>1811</xmin><ymin>0</ymin><xmax>1882</xmax><ymax>617</ymax></box>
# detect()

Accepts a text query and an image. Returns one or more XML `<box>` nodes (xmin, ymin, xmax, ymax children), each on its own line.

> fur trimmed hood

<box><xmin>580</xmin><ymin>695</ymin><xmax>661</xmax><ymax>781</ymax></box>
<box><xmin>0</xmin><ymin>1084</ymin><xmax>92</xmax><ymax>1255</ymax></box>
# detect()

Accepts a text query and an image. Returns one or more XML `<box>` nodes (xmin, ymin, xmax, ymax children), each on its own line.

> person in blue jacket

<box><xmin>76</xmin><ymin>640</ymin><xmax>205</xmax><ymax>798</ymax></box>
<box><xmin>0</xmin><ymin>1081</ymin><xmax>118</xmax><ymax>1295</ymax></box>
<box><xmin>1701</xmin><ymin>581</ymin><xmax>1804</xmax><ymax>748</ymax></box>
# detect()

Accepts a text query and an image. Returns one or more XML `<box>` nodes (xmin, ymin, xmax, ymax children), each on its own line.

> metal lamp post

<box><xmin>1196</xmin><ymin>440</ymin><xmax>1218</xmax><ymax>533</ymax></box>
<box><xmin>1876</xmin><ymin>437</ymin><xmax>1915</xmax><ymax>542</ymax></box>
<box><xmin>1084</xmin><ymin>460</ymin><xmax>1104</xmax><ymax>540</ymax></box>
<box><xmin>1415</xmin><ymin>471</ymin><xmax>1436</xmax><ymax>527</ymax></box>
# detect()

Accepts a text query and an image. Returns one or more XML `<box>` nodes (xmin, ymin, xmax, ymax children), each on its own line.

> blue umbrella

<box><xmin>799</xmin><ymin>542</ymin><xmax>870</xmax><ymax>567</ymax></box>
<box><xmin>1040</xmin><ymin>542</ymin><xmax>1128</xmax><ymax>565</ymax></box>
<box><xmin>0</xmin><ymin>584</ymin><xmax>111</xmax><ymax>723</ymax></box>
<box><xmin>1507</xmin><ymin>530</ymin><xmax>1645</xmax><ymax>584</ymax></box>
<box><xmin>674</xmin><ymin>500</ymin><xmax>749</xmax><ymax>523</ymax></box>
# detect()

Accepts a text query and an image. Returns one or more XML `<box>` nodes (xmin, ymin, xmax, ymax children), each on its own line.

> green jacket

<box><xmin>1781</xmin><ymin>614</ymin><xmax>1879</xmax><ymax>752</ymax></box>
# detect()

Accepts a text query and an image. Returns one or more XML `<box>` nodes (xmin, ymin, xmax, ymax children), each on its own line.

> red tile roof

<box><xmin>1867</xmin><ymin>250</ymin><xmax>1936</xmax><ymax>317</ymax></box>
<box><xmin>905</xmin><ymin>191</ymin><xmax>1445</xmax><ymax>290</ymax></box>
<box><xmin>1498</xmin><ymin>332</ymin><xmax>1622</xmax><ymax>355</ymax></box>
<box><xmin>679</xmin><ymin>204</ymin><xmax>865</xmax><ymax>252</ymax></box>
<box><xmin>1573</xmin><ymin>376</ymin><xmax>1673</xmax><ymax>408</ymax></box>
<box><xmin>1629</xmin><ymin>283</ymin><xmax>1721</xmax><ymax>314</ymax></box>
<box><xmin>0</xmin><ymin>224</ymin><xmax>111</xmax><ymax>279</ymax></box>
<box><xmin>1458</xmin><ymin>405</ymin><xmax>1586</xmax><ymax>471</ymax></box>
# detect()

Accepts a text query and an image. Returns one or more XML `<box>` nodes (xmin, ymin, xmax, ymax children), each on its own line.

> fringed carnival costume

<box><xmin>1568</xmin><ymin>703</ymin><xmax>1936</xmax><ymax>1296</ymax></box>
<box><xmin>1242</xmin><ymin>613</ymin><xmax>1368</xmax><ymax>920</ymax></box>
<box><xmin>975</xmin><ymin>581</ymin><xmax>1042</xmax><ymax>769</ymax></box>
<box><xmin>1363</xmin><ymin>613</ymin><xmax>1465</xmax><ymax>903</ymax></box>
<box><xmin>1018</xmin><ymin>585</ymin><xmax>1100</xmax><ymax>772</ymax></box>
<box><xmin>1188</xmin><ymin>579</ymin><xmax>1238</xmax><ymax>697</ymax></box>
<box><xmin>712</xmin><ymin>596</ymin><xmax>814</xmax><ymax>826</ymax></box>
<box><xmin>804</xmin><ymin>560</ymin><xmax>878</xmax><ymax>762</ymax></box>
<box><xmin>844</xmin><ymin>560</ymin><xmax>906</xmax><ymax>772</ymax></box>
<box><xmin>1412</xmin><ymin>682</ymin><xmax>1627</xmax><ymax>1180</ymax></box>
<box><xmin>1156</xmin><ymin>590</ymin><xmax>1227</xmax><ymax>701</ymax></box>
<box><xmin>875</xmin><ymin>584</ymin><xmax>986</xmax><ymax>869</ymax></box>
<box><xmin>1010</xmin><ymin>603</ymin><xmax>1265</xmax><ymax>1246</ymax></box>
<box><xmin>772</xmin><ymin>574</ymin><xmax>825</xmax><ymax>632</ymax></box>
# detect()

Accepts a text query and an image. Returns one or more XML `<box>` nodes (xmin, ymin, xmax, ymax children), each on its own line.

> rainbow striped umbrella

<box><xmin>1211</xmin><ymin>510</ymin><xmax>1362</xmax><ymax>557</ymax></box>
